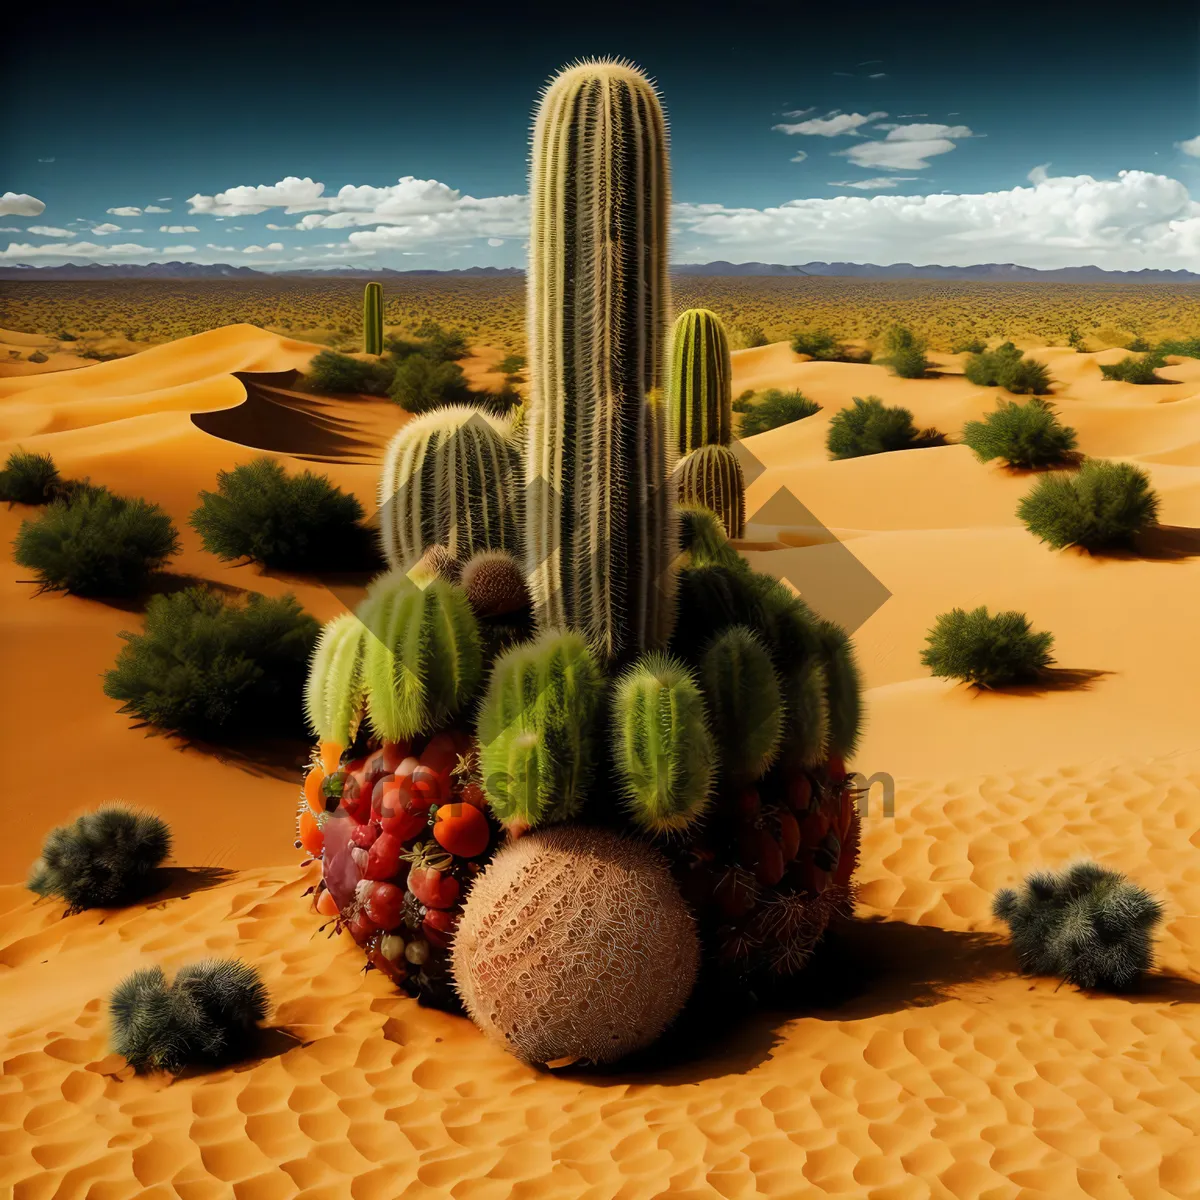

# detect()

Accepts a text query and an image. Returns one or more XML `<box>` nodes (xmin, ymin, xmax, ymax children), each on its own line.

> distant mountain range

<box><xmin>1</xmin><ymin>260</ymin><xmax>1195</xmax><ymax>284</ymax></box>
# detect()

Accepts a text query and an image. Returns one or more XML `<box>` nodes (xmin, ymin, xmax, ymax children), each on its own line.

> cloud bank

<box><xmin>0</xmin><ymin>192</ymin><xmax>45</xmax><ymax>217</ymax></box>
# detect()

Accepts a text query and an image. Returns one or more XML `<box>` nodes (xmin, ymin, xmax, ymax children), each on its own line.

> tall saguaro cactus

<box><xmin>670</xmin><ymin>308</ymin><xmax>732</xmax><ymax>454</ymax></box>
<box><xmin>525</xmin><ymin>59</ymin><xmax>677</xmax><ymax>661</ymax></box>
<box><xmin>363</xmin><ymin>281</ymin><xmax>384</xmax><ymax>355</ymax></box>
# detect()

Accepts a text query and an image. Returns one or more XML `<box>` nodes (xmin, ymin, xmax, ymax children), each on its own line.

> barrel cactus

<box><xmin>677</xmin><ymin>443</ymin><xmax>746</xmax><ymax>539</ymax></box>
<box><xmin>670</xmin><ymin>308</ymin><xmax>732</xmax><ymax>453</ymax></box>
<box><xmin>379</xmin><ymin>405</ymin><xmax>521</xmax><ymax>572</ymax></box>
<box><xmin>699</xmin><ymin>625</ymin><xmax>783</xmax><ymax>782</ymax></box>
<box><xmin>525</xmin><ymin>59</ymin><xmax>677</xmax><ymax>660</ymax></box>
<box><xmin>305</xmin><ymin>611</ymin><xmax>368</xmax><ymax>751</ymax></box>
<box><xmin>363</xmin><ymin>281</ymin><xmax>384</xmax><ymax>356</ymax></box>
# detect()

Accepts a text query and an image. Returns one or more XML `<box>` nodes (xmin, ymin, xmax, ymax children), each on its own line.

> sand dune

<box><xmin>2</xmin><ymin>328</ymin><xmax>1199</xmax><ymax>1197</ymax></box>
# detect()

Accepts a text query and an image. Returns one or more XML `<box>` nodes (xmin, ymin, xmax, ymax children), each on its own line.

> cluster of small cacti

<box><xmin>294</xmin><ymin>58</ymin><xmax>866</xmax><ymax>1065</ymax></box>
<box><xmin>669</xmin><ymin>308</ymin><xmax>747</xmax><ymax>537</ymax></box>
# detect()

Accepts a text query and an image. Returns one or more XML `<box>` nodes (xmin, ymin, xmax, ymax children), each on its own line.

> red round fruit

<box><xmin>380</xmin><ymin>788</ymin><xmax>430</xmax><ymax>842</ymax></box>
<box><xmin>776</xmin><ymin>810</ymin><xmax>801</xmax><ymax>863</ymax></box>
<box><xmin>786</xmin><ymin>774</ymin><xmax>813</xmax><ymax>814</ymax></box>
<box><xmin>827</xmin><ymin>754</ymin><xmax>848</xmax><ymax>784</ymax></box>
<box><xmin>364</xmin><ymin>880</ymin><xmax>405</xmax><ymax>929</ymax></box>
<box><xmin>407</xmin><ymin>865</ymin><xmax>459</xmax><ymax>910</ymax></box>
<box><xmin>736</xmin><ymin>788</ymin><xmax>761</xmax><ymax>821</ymax></box>
<box><xmin>754</xmin><ymin>833</ymin><xmax>785</xmax><ymax>887</ymax></box>
<box><xmin>351</xmin><ymin>821</ymin><xmax>381</xmax><ymax>849</ymax></box>
<box><xmin>422</xmin><ymin>906</ymin><xmax>458</xmax><ymax>948</ymax></box>
<box><xmin>382</xmin><ymin>741</ymin><xmax>411</xmax><ymax>772</ymax></box>
<box><xmin>348</xmin><ymin>907</ymin><xmax>380</xmax><ymax>944</ymax></box>
<box><xmin>366</xmin><ymin>831</ymin><xmax>404</xmax><ymax>881</ymax></box>
<box><xmin>458</xmin><ymin>781</ymin><xmax>487</xmax><ymax>810</ymax></box>
<box><xmin>432</xmin><ymin>802</ymin><xmax>490</xmax><ymax>859</ymax></box>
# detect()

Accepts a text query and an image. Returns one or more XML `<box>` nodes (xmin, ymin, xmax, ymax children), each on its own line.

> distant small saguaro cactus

<box><xmin>363</xmin><ymin>281</ymin><xmax>384</xmax><ymax>355</ymax></box>
<box><xmin>670</xmin><ymin>308</ymin><xmax>733</xmax><ymax>454</ymax></box>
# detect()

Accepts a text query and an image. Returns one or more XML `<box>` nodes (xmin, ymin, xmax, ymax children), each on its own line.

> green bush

<box><xmin>0</xmin><ymin>448</ymin><xmax>61</xmax><ymax>504</ymax></box>
<box><xmin>190</xmin><ymin>457</ymin><xmax>365</xmax><ymax>570</ymax></box>
<box><xmin>1067</xmin><ymin>329</ymin><xmax>1088</xmax><ymax>352</ymax></box>
<box><xmin>994</xmin><ymin>863</ymin><xmax>1163</xmax><ymax>991</ymax></box>
<box><xmin>880</xmin><ymin>325</ymin><xmax>933</xmax><ymax>378</ymax></box>
<box><xmin>921</xmin><ymin>606</ymin><xmax>1055</xmax><ymax>687</ymax></box>
<box><xmin>790</xmin><ymin>327</ymin><xmax>841</xmax><ymax>359</ymax></box>
<box><xmin>731</xmin><ymin>389</ymin><xmax>755</xmax><ymax>414</ymax></box>
<box><xmin>104</xmin><ymin>586</ymin><xmax>318</xmax><ymax>737</ymax></box>
<box><xmin>739</xmin><ymin>389</ymin><xmax>821</xmax><ymax>436</ymax></box>
<box><xmin>961</xmin><ymin>399</ymin><xmax>1078</xmax><ymax>468</ymax></box>
<box><xmin>14</xmin><ymin>486</ymin><xmax>180</xmax><ymax>596</ymax></box>
<box><xmin>737</xmin><ymin>325</ymin><xmax>769</xmax><ymax>348</ymax></box>
<box><xmin>965</xmin><ymin>342</ymin><xmax>1053</xmax><ymax>394</ymax></box>
<box><xmin>1153</xmin><ymin>336</ymin><xmax>1200</xmax><ymax>359</ymax></box>
<box><xmin>28</xmin><ymin>805</ymin><xmax>171</xmax><ymax>913</ymax></box>
<box><xmin>827</xmin><ymin>395</ymin><xmax>944</xmax><ymax>459</ymax></box>
<box><xmin>110</xmin><ymin>959</ymin><xmax>269</xmax><ymax>1073</ymax></box>
<box><xmin>498</xmin><ymin>353</ymin><xmax>526</xmax><ymax>377</ymax></box>
<box><xmin>412</xmin><ymin>321</ymin><xmax>468</xmax><ymax>361</ymax></box>
<box><xmin>304</xmin><ymin>350</ymin><xmax>395</xmax><ymax>396</ymax></box>
<box><xmin>1017</xmin><ymin>458</ymin><xmax>1160</xmax><ymax>550</ymax></box>
<box><xmin>1125</xmin><ymin>336</ymin><xmax>1151</xmax><ymax>352</ymax></box>
<box><xmin>1099</xmin><ymin>355</ymin><xmax>1167</xmax><ymax>384</ymax></box>
<box><xmin>389</xmin><ymin>355</ymin><xmax>472</xmax><ymax>413</ymax></box>
<box><xmin>951</xmin><ymin>337</ymin><xmax>987</xmax><ymax>355</ymax></box>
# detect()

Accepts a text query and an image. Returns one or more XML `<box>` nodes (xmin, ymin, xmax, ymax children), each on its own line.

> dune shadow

<box><xmin>192</xmin><ymin>370</ymin><xmax>383</xmax><ymax>464</ymax></box>
<box><xmin>564</xmin><ymin>918</ymin><xmax>1013</xmax><ymax>1086</ymax></box>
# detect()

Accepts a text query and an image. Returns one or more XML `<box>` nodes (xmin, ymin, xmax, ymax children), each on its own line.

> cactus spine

<box><xmin>379</xmin><ymin>405</ymin><xmax>521</xmax><ymax>571</ymax></box>
<box><xmin>699</xmin><ymin>626</ymin><xmax>783</xmax><ymax>782</ymax></box>
<box><xmin>526</xmin><ymin>59</ymin><xmax>677</xmax><ymax>660</ymax></box>
<box><xmin>670</xmin><ymin>308</ymin><xmax>732</xmax><ymax>453</ymax></box>
<box><xmin>677</xmin><ymin>444</ymin><xmax>746</xmax><ymax>539</ymax></box>
<box><xmin>357</xmin><ymin>572</ymin><xmax>482</xmax><ymax>742</ymax></box>
<box><xmin>363</xmin><ymin>282</ymin><xmax>384</xmax><ymax>355</ymax></box>
<box><xmin>305</xmin><ymin>611</ymin><xmax>368</xmax><ymax>748</ymax></box>
<box><xmin>477</xmin><ymin>631</ymin><xmax>604</xmax><ymax>829</ymax></box>
<box><xmin>817</xmin><ymin>619</ymin><xmax>863</xmax><ymax>758</ymax></box>
<box><xmin>613</xmin><ymin>652</ymin><xmax>714</xmax><ymax>834</ymax></box>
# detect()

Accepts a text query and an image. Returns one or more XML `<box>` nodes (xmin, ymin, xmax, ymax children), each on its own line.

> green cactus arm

<box><xmin>304</xmin><ymin>611</ymin><xmax>368</xmax><ymax>747</ymax></box>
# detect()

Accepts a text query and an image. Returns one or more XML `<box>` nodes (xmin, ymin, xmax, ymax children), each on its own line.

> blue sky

<box><xmin>2</xmin><ymin>0</ymin><xmax>1198</xmax><ymax>271</ymax></box>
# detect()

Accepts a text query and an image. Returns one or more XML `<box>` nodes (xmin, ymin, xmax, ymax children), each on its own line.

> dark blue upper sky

<box><xmin>2</xmin><ymin>0</ymin><xmax>1197</xmax><ymax>270</ymax></box>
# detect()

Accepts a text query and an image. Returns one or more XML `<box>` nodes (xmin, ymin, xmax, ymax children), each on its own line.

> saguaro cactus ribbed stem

<box><xmin>670</xmin><ymin>308</ymin><xmax>732</xmax><ymax>453</ymax></box>
<box><xmin>526</xmin><ymin>59</ymin><xmax>677</xmax><ymax>661</ymax></box>
<box><xmin>379</xmin><ymin>405</ymin><xmax>522</xmax><ymax>570</ymax></box>
<box><xmin>677</xmin><ymin>443</ymin><xmax>746</xmax><ymax>539</ymax></box>
<box><xmin>363</xmin><ymin>282</ymin><xmax>384</xmax><ymax>356</ymax></box>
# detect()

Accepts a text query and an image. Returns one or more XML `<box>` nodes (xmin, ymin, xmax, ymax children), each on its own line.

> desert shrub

<box><xmin>921</xmin><ymin>606</ymin><xmax>1054</xmax><ymax>687</ymax></box>
<box><xmin>965</xmin><ymin>342</ymin><xmax>1053</xmax><ymax>393</ymax></box>
<box><xmin>412</xmin><ymin>321</ymin><xmax>469</xmax><ymax>361</ymax></box>
<box><xmin>737</xmin><ymin>325</ymin><xmax>769</xmax><ymax>348</ymax></box>
<box><xmin>993</xmin><ymin>863</ymin><xmax>1163</xmax><ymax>991</ymax></box>
<box><xmin>880</xmin><ymin>325</ymin><xmax>933</xmax><ymax>378</ymax></box>
<box><xmin>389</xmin><ymin>355</ymin><xmax>472</xmax><ymax>413</ymax></box>
<box><xmin>0</xmin><ymin>448</ymin><xmax>61</xmax><ymax>504</ymax></box>
<box><xmin>739</xmin><ymin>389</ymin><xmax>821</xmax><ymax>436</ymax></box>
<box><xmin>110</xmin><ymin>959</ymin><xmax>269</xmax><ymax>1073</ymax></box>
<box><xmin>1067</xmin><ymin>329</ymin><xmax>1088</xmax><ymax>352</ymax></box>
<box><xmin>303</xmin><ymin>350</ymin><xmax>394</xmax><ymax>396</ymax></box>
<box><xmin>103</xmin><ymin>586</ymin><xmax>318</xmax><ymax>737</ymax></box>
<box><xmin>951</xmin><ymin>337</ymin><xmax>987</xmax><ymax>354</ymax></box>
<box><xmin>791</xmin><ymin>327</ymin><xmax>843</xmax><ymax>359</ymax></box>
<box><xmin>1017</xmin><ymin>458</ymin><xmax>1159</xmax><ymax>550</ymax></box>
<box><xmin>13</xmin><ymin>486</ymin><xmax>180</xmax><ymax>596</ymax></box>
<box><xmin>28</xmin><ymin>805</ymin><xmax>171</xmax><ymax>913</ymax></box>
<box><xmin>1154</xmin><ymin>336</ymin><xmax>1200</xmax><ymax>359</ymax></box>
<box><xmin>1125</xmin><ymin>336</ymin><xmax>1151</xmax><ymax>352</ymax></box>
<box><xmin>961</xmin><ymin>399</ymin><xmax>1078</xmax><ymax>468</ymax></box>
<box><xmin>827</xmin><ymin>395</ymin><xmax>944</xmax><ymax>459</ymax></box>
<box><xmin>191</xmin><ymin>457</ymin><xmax>365</xmax><ymax>570</ymax></box>
<box><xmin>1099</xmin><ymin>355</ymin><xmax>1167</xmax><ymax>384</ymax></box>
<box><xmin>731</xmin><ymin>389</ymin><xmax>755</xmax><ymax>413</ymax></box>
<box><xmin>28</xmin><ymin>350</ymin><xmax>48</xmax><ymax>364</ymax></box>
<box><xmin>498</xmin><ymin>353</ymin><xmax>526</xmax><ymax>377</ymax></box>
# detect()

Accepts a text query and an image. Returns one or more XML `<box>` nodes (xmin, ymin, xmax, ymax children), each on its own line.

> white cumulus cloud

<box><xmin>107</xmin><ymin>206</ymin><xmax>142</xmax><ymax>216</ymax></box>
<box><xmin>241</xmin><ymin>243</ymin><xmax>284</xmax><ymax>254</ymax></box>
<box><xmin>487</xmin><ymin>237</ymin><xmax>504</xmax><ymax>246</ymax></box>
<box><xmin>161</xmin><ymin>245</ymin><xmax>196</xmax><ymax>254</ymax></box>
<box><xmin>90</xmin><ymin>223</ymin><xmax>122</xmax><ymax>235</ymax></box>
<box><xmin>1178</xmin><ymin>135</ymin><xmax>1200</xmax><ymax>158</ymax></box>
<box><xmin>145</xmin><ymin>204</ymin><xmax>171</xmax><ymax>213</ymax></box>
<box><xmin>773</xmin><ymin>111</ymin><xmax>887</xmax><ymax>137</ymax></box>
<box><xmin>828</xmin><ymin>177</ymin><xmax>919</xmax><ymax>190</ymax></box>
<box><xmin>159</xmin><ymin>225</ymin><xmax>199</xmax><ymax>233</ymax></box>
<box><xmin>671</xmin><ymin>168</ymin><xmax>1200</xmax><ymax>270</ymax></box>
<box><xmin>27</xmin><ymin>225</ymin><xmax>72</xmax><ymax>236</ymax></box>
<box><xmin>0</xmin><ymin>241</ymin><xmax>155</xmax><ymax>259</ymax></box>
<box><xmin>0</xmin><ymin>192</ymin><xmax>46</xmax><ymax>217</ymax></box>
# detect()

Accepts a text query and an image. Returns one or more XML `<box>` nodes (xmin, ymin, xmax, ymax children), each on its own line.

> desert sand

<box><xmin>2</xmin><ymin>328</ymin><xmax>1199</xmax><ymax>1198</ymax></box>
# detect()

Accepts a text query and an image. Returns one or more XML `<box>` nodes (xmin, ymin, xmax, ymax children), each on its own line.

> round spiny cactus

<box><xmin>304</xmin><ymin>611</ymin><xmax>368</xmax><ymax>749</ymax></box>
<box><xmin>460</xmin><ymin>548</ymin><xmax>531</xmax><ymax>618</ymax></box>
<box><xmin>676</xmin><ymin>443</ymin><xmax>746</xmax><ymax>540</ymax></box>
<box><xmin>452</xmin><ymin>826</ymin><xmax>699</xmax><ymax>1065</ymax></box>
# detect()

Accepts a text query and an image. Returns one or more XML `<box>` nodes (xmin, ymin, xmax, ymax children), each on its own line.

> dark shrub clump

<box><xmin>951</xmin><ymin>337</ymin><xmax>987</xmax><ymax>355</ymax></box>
<box><xmin>14</xmin><ymin>486</ymin><xmax>180</xmax><ymax>596</ymax></box>
<box><xmin>827</xmin><ymin>395</ymin><xmax>944</xmax><ymax>459</ymax></box>
<box><xmin>104</xmin><ymin>586</ymin><xmax>319</xmax><ymax>737</ymax></box>
<box><xmin>964</xmin><ymin>342</ymin><xmax>1053</xmax><ymax>394</ymax></box>
<box><xmin>739</xmin><ymin>389</ymin><xmax>821</xmax><ymax>436</ymax></box>
<box><xmin>191</xmin><ymin>457</ymin><xmax>365</xmax><ymax>570</ymax></box>
<box><xmin>961</xmin><ymin>399</ymin><xmax>1078</xmax><ymax>469</ymax></box>
<box><xmin>28</xmin><ymin>805</ymin><xmax>171</xmax><ymax>913</ymax></box>
<box><xmin>389</xmin><ymin>355</ymin><xmax>472</xmax><ymax>413</ymax></box>
<box><xmin>0</xmin><ymin>448</ymin><xmax>61</xmax><ymax>504</ymax></box>
<box><xmin>921</xmin><ymin>605</ymin><xmax>1055</xmax><ymax>687</ymax></box>
<box><xmin>994</xmin><ymin>862</ymin><xmax>1163</xmax><ymax>991</ymax></box>
<box><xmin>110</xmin><ymin>959</ymin><xmax>269</xmax><ymax>1073</ymax></box>
<box><xmin>790</xmin><ymin>327</ymin><xmax>869</xmax><ymax>362</ymax></box>
<box><xmin>1099</xmin><ymin>354</ymin><xmax>1168</xmax><ymax>385</ymax></box>
<box><xmin>304</xmin><ymin>350</ymin><xmax>395</xmax><ymax>396</ymax></box>
<box><xmin>1017</xmin><ymin>458</ymin><xmax>1159</xmax><ymax>550</ymax></box>
<box><xmin>880</xmin><ymin>325</ymin><xmax>933</xmax><ymax>379</ymax></box>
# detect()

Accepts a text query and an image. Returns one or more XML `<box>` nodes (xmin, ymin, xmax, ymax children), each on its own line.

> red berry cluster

<box><xmin>676</xmin><ymin>754</ymin><xmax>860</xmax><ymax>978</ymax></box>
<box><xmin>296</xmin><ymin>731</ymin><xmax>495</xmax><ymax>1005</ymax></box>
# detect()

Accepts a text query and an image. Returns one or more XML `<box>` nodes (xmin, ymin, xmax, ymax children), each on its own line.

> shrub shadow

<box><xmin>976</xmin><ymin>667</ymin><xmax>1112</xmax><ymax>696</ymax></box>
<box><xmin>117</xmin><ymin>722</ymin><xmax>310</xmax><ymax>782</ymax></box>
<box><xmin>997</xmin><ymin>450</ymin><xmax>1086</xmax><ymax>475</ymax></box>
<box><xmin>172</xmin><ymin>1026</ymin><xmax>309</xmax><ymax>1080</ymax></box>
<box><xmin>93</xmin><ymin>572</ymin><xmax>251</xmax><ymax>614</ymax></box>
<box><xmin>143</xmin><ymin>866</ymin><xmax>237</xmax><ymax>904</ymax></box>
<box><xmin>1132</xmin><ymin>524</ymin><xmax>1200</xmax><ymax>561</ymax></box>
